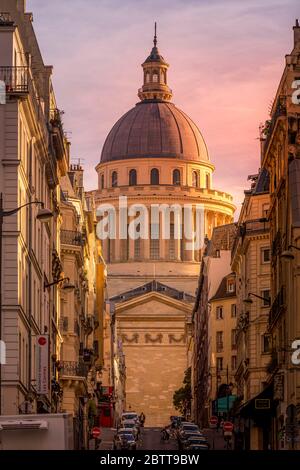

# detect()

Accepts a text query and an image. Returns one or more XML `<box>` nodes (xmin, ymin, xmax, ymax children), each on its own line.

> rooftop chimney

<box><xmin>293</xmin><ymin>19</ymin><xmax>300</xmax><ymax>46</ymax></box>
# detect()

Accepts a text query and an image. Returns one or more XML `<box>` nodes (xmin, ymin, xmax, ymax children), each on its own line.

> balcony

<box><xmin>59</xmin><ymin>361</ymin><xmax>89</xmax><ymax>378</ymax></box>
<box><xmin>263</xmin><ymin>95</ymin><xmax>286</xmax><ymax>153</ymax></box>
<box><xmin>269</xmin><ymin>286</ymin><xmax>285</xmax><ymax>327</ymax></box>
<box><xmin>50</xmin><ymin>108</ymin><xmax>67</xmax><ymax>163</ymax></box>
<box><xmin>61</xmin><ymin>229</ymin><xmax>83</xmax><ymax>246</ymax></box>
<box><xmin>0</xmin><ymin>66</ymin><xmax>29</xmax><ymax>94</ymax></box>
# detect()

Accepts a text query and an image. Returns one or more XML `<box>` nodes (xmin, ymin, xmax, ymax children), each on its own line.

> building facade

<box><xmin>192</xmin><ymin>224</ymin><xmax>237</xmax><ymax>426</ymax></box>
<box><xmin>231</xmin><ymin>170</ymin><xmax>272</xmax><ymax>450</ymax></box>
<box><xmin>0</xmin><ymin>0</ymin><xmax>68</xmax><ymax>415</ymax></box>
<box><xmin>59</xmin><ymin>165</ymin><xmax>106</xmax><ymax>448</ymax></box>
<box><xmin>91</xmin><ymin>32</ymin><xmax>235</xmax><ymax>426</ymax></box>
<box><xmin>260</xmin><ymin>21</ymin><xmax>300</xmax><ymax>450</ymax></box>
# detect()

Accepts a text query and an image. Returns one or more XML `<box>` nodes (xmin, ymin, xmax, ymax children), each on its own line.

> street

<box><xmin>94</xmin><ymin>426</ymin><xmax>228</xmax><ymax>451</ymax></box>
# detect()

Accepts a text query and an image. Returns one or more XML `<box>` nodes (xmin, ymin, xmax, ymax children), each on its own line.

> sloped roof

<box><xmin>109</xmin><ymin>280</ymin><xmax>195</xmax><ymax>304</ymax></box>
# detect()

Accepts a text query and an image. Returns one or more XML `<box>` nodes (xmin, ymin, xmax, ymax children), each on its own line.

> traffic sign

<box><xmin>223</xmin><ymin>421</ymin><xmax>234</xmax><ymax>432</ymax></box>
<box><xmin>92</xmin><ymin>427</ymin><xmax>101</xmax><ymax>439</ymax></box>
<box><xmin>210</xmin><ymin>416</ymin><xmax>218</xmax><ymax>427</ymax></box>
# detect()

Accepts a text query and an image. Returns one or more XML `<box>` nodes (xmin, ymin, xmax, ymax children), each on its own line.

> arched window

<box><xmin>192</xmin><ymin>171</ymin><xmax>198</xmax><ymax>187</ymax></box>
<box><xmin>173</xmin><ymin>169</ymin><xmax>181</xmax><ymax>185</ymax></box>
<box><xmin>111</xmin><ymin>171</ymin><xmax>118</xmax><ymax>187</ymax></box>
<box><xmin>152</xmin><ymin>70</ymin><xmax>158</xmax><ymax>83</ymax></box>
<box><xmin>151</xmin><ymin>168</ymin><xmax>159</xmax><ymax>185</ymax></box>
<box><xmin>145</xmin><ymin>72</ymin><xmax>150</xmax><ymax>84</ymax></box>
<box><xmin>206</xmin><ymin>173</ymin><xmax>211</xmax><ymax>189</ymax></box>
<box><xmin>100</xmin><ymin>174</ymin><xmax>104</xmax><ymax>189</ymax></box>
<box><xmin>129</xmin><ymin>169</ymin><xmax>137</xmax><ymax>186</ymax></box>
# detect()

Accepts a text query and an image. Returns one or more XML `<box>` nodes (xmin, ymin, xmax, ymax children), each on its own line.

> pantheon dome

<box><xmin>100</xmin><ymin>102</ymin><xmax>210</xmax><ymax>163</ymax></box>
<box><xmin>100</xmin><ymin>26</ymin><xmax>209</xmax><ymax>165</ymax></box>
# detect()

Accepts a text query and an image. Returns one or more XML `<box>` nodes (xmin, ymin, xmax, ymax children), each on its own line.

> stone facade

<box><xmin>260</xmin><ymin>21</ymin><xmax>300</xmax><ymax>450</ymax></box>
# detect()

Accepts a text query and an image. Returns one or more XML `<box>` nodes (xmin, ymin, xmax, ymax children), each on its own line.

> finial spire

<box><xmin>154</xmin><ymin>22</ymin><xmax>157</xmax><ymax>47</ymax></box>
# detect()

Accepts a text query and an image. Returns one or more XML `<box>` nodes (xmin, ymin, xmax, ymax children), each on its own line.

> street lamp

<box><xmin>243</xmin><ymin>292</ymin><xmax>271</xmax><ymax>306</ymax></box>
<box><xmin>44</xmin><ymin>277</ymin><xmax>75</xmax><ymax>292</ymax></box>
<box><xmin>0</xmin><ymin>192</ymin><xmax>53</xmax><ymax>415</ymax></box>
<box><xmin>280</xmin><ymin>245</ymin><xmax>300</xmax><ymax>260</ymax></box>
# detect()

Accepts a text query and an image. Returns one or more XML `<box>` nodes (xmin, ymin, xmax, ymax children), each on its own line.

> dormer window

<box><xmin>227</xmin><ymin>279</ymin><xmax>235</xmax><ymax>293</ymax></box>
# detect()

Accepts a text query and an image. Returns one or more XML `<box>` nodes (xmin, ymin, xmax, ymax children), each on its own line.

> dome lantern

<box><xmin>138</xmin><ymin>23</ymin><xmax>173</xmax><ymax>102</ymax></box>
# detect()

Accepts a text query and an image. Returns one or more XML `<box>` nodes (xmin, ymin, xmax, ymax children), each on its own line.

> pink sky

<box><xmin>27</xmin><ymin>0</ymin><xmax>299</xmax><ymax>214</ymax></box>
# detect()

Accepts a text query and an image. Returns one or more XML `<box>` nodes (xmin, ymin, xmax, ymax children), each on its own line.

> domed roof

<box><xmin>100</xmin><ymin>101</ymin><xmax>210</xmax><ymax>164</ymax></box>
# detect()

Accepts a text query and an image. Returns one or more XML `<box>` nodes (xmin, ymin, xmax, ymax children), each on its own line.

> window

<box><xmin>262</xmin><ymin>334</ymin><xmax>271</xmax><ymax>353</ymax></box>
<box><xmin>134</xmin><ymin>223</ymin><xmax>141</xmax><ymax>260</ymax></box>
<box><xmin>150</xmin><ymin>223</ymin><xmax>160</xmax><ymax>259</ymax></box>
<box><xmin>173</xmin><ymin>169</ymin><xmax>181</xmax><ymax>185</ymax></box>
<box><xmin>216</xmin><ymin>331</ymin><xmax>223</xmax><ymax>352</ymax></box>
<box><xmin>261</xmin><ymin>248</ymin><xmax>270</xmax><ymax>263</ymax></box>
<box><xmin>231</xmin><ymin>329</ymin><xmax>237</xmax><ymax>349</ymax></box>
<box><xmin>134</xmin><ymin>238</ymin><xmax>141</xmax><ymax>260</ymax></box>
<box><xmin>206</xmin><ymin>173</ymin><xmax>210</xmax><ymax>189</ymax></box>
<box><xmin>216</xmin><ymin>357</ymin><xmax>223</xmax><ymax>371</ymax></box>
<box><xmin>231</xmin><ymin>355</ymin><xmax>237</xmax><ymax>371</ymax></box>
<box><xmin>151</xmin><ymin>168</ymin><xmax>159</xmax><ymax>185</ymax></box>
<box><xmin>261</xmin><ymin>289</ymin><xmax>271</xmax><ymax>307</ymax></box>
<box><xmin>227</xmin><ymin>279</ymin><xmax>235</xmax><ymax>293</ymax></box>
<box><xmin>145</xmin><ymin>72</ymin><xmax>150</xmax><ymax>83</ymax></box>
<box><xmin>100</xmin><ymin>174</ymin><xmax>104</xmax><ymax>189</ymax></box>
<box><xmin>129</xmin><ymin>169</ymin><xmax>137</xmax><ymax>186</ymax></box>
<box><xmin>111</xmin><ymin>171</ymin><xmax>118</xmax><ymax>187</ymax></box>
<box><xmin>231</xmin><ymin>304</ymin><xmax>237</xmax><ymax>318</ymax></box>
<box><xmin>262</xmin><ymin>203</ymin><xmax>269</xmax><ymax>218</ymax></box>
<box><xmin>152</xmin><ymin>71</ymin><xmax>158</xmax><ymax>83</ymax></box>
<box><xmin>169</xmin><ymin>223</ymin><xmax>175</xmax><ymax>260</ymax></box>
<box><xmin>216</xmin><ymin>306</ymin><xmax>224</xmax><ymax>320</ymax></box>
<box><xmin>192</xmin><ymin>171</ymin><xmax>198</xmax><ymax>187</ymax></box>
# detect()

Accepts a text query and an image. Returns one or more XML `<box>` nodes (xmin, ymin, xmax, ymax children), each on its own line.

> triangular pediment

<box><xmin>115</xmin><ymin>291</ymin><xmax>192</xmax><ymax>315</ymax></box>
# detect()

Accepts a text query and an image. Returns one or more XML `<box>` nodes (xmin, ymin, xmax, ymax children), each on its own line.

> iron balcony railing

<box><xmin>0</xmin><ymin>66</ymin><xmax>29</xmax><ymax>94</ymax></box>
<box><xmin>269</xmin><ymin>286</ymin><xmax>285</xmax><ymax>327</ymax></box>
<box><xmin>60</xmin><ymin>229</ymin><xmax>83</xmax><ymax>246</ymax></box>
<box><xmin>59</xmin><ymin>361</ymin><xmax>89</xmax><ymax>378</ymax></box>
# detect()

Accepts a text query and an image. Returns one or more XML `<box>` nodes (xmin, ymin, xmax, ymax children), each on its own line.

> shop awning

<box><xmin>236</xmin><ymin>382</ymin><xmax>275</xmax><ymax>419</ymax></box>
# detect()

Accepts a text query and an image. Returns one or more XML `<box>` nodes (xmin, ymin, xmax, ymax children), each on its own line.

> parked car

<box><xmin>184</xmin><ymin>436</ymin><xmax>209</xmax><ymax>450</ymax></box>
<box><xmin>117</xmin><ymin>428</ymin><xmax>135</xmax><ymax>438</ymax></box>
<box><xmin>180</xmin><ymin>431</ymin><xmax>204</xmax><ymax>445</ymax></box>
<box><xmin>122</xmin><ymin>420</ymin><xmax>139</xmax><ymax>439</ymax></box>
<box><xmin>113</xmin><ymin>432</ymin><xmax>137</xmax><ymax>450</ymax></box>
<box><xmin>121</xmin><ymin>412</ymin><xmax>139</xmax><ymax>424</ymax></box>
<box><xmin>187</xmin><ymin>442</ymin><xmax>209</xmax><ymax>451</ymax></box>
<box><xmin>178</xmin><ymin>423</ymin><xmax>200</xmax><ymax>439</ymax></box>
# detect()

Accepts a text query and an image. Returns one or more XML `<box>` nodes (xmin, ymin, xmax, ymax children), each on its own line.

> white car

<box><xmin>122</xmin><ymin>420</ymin><xmax>139</xmax><ymax>439</ymax></box>
<box><xmin>121</xmin><ymin>412</ymin><xmax>139</xmax><ymax>425</ymax></box>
